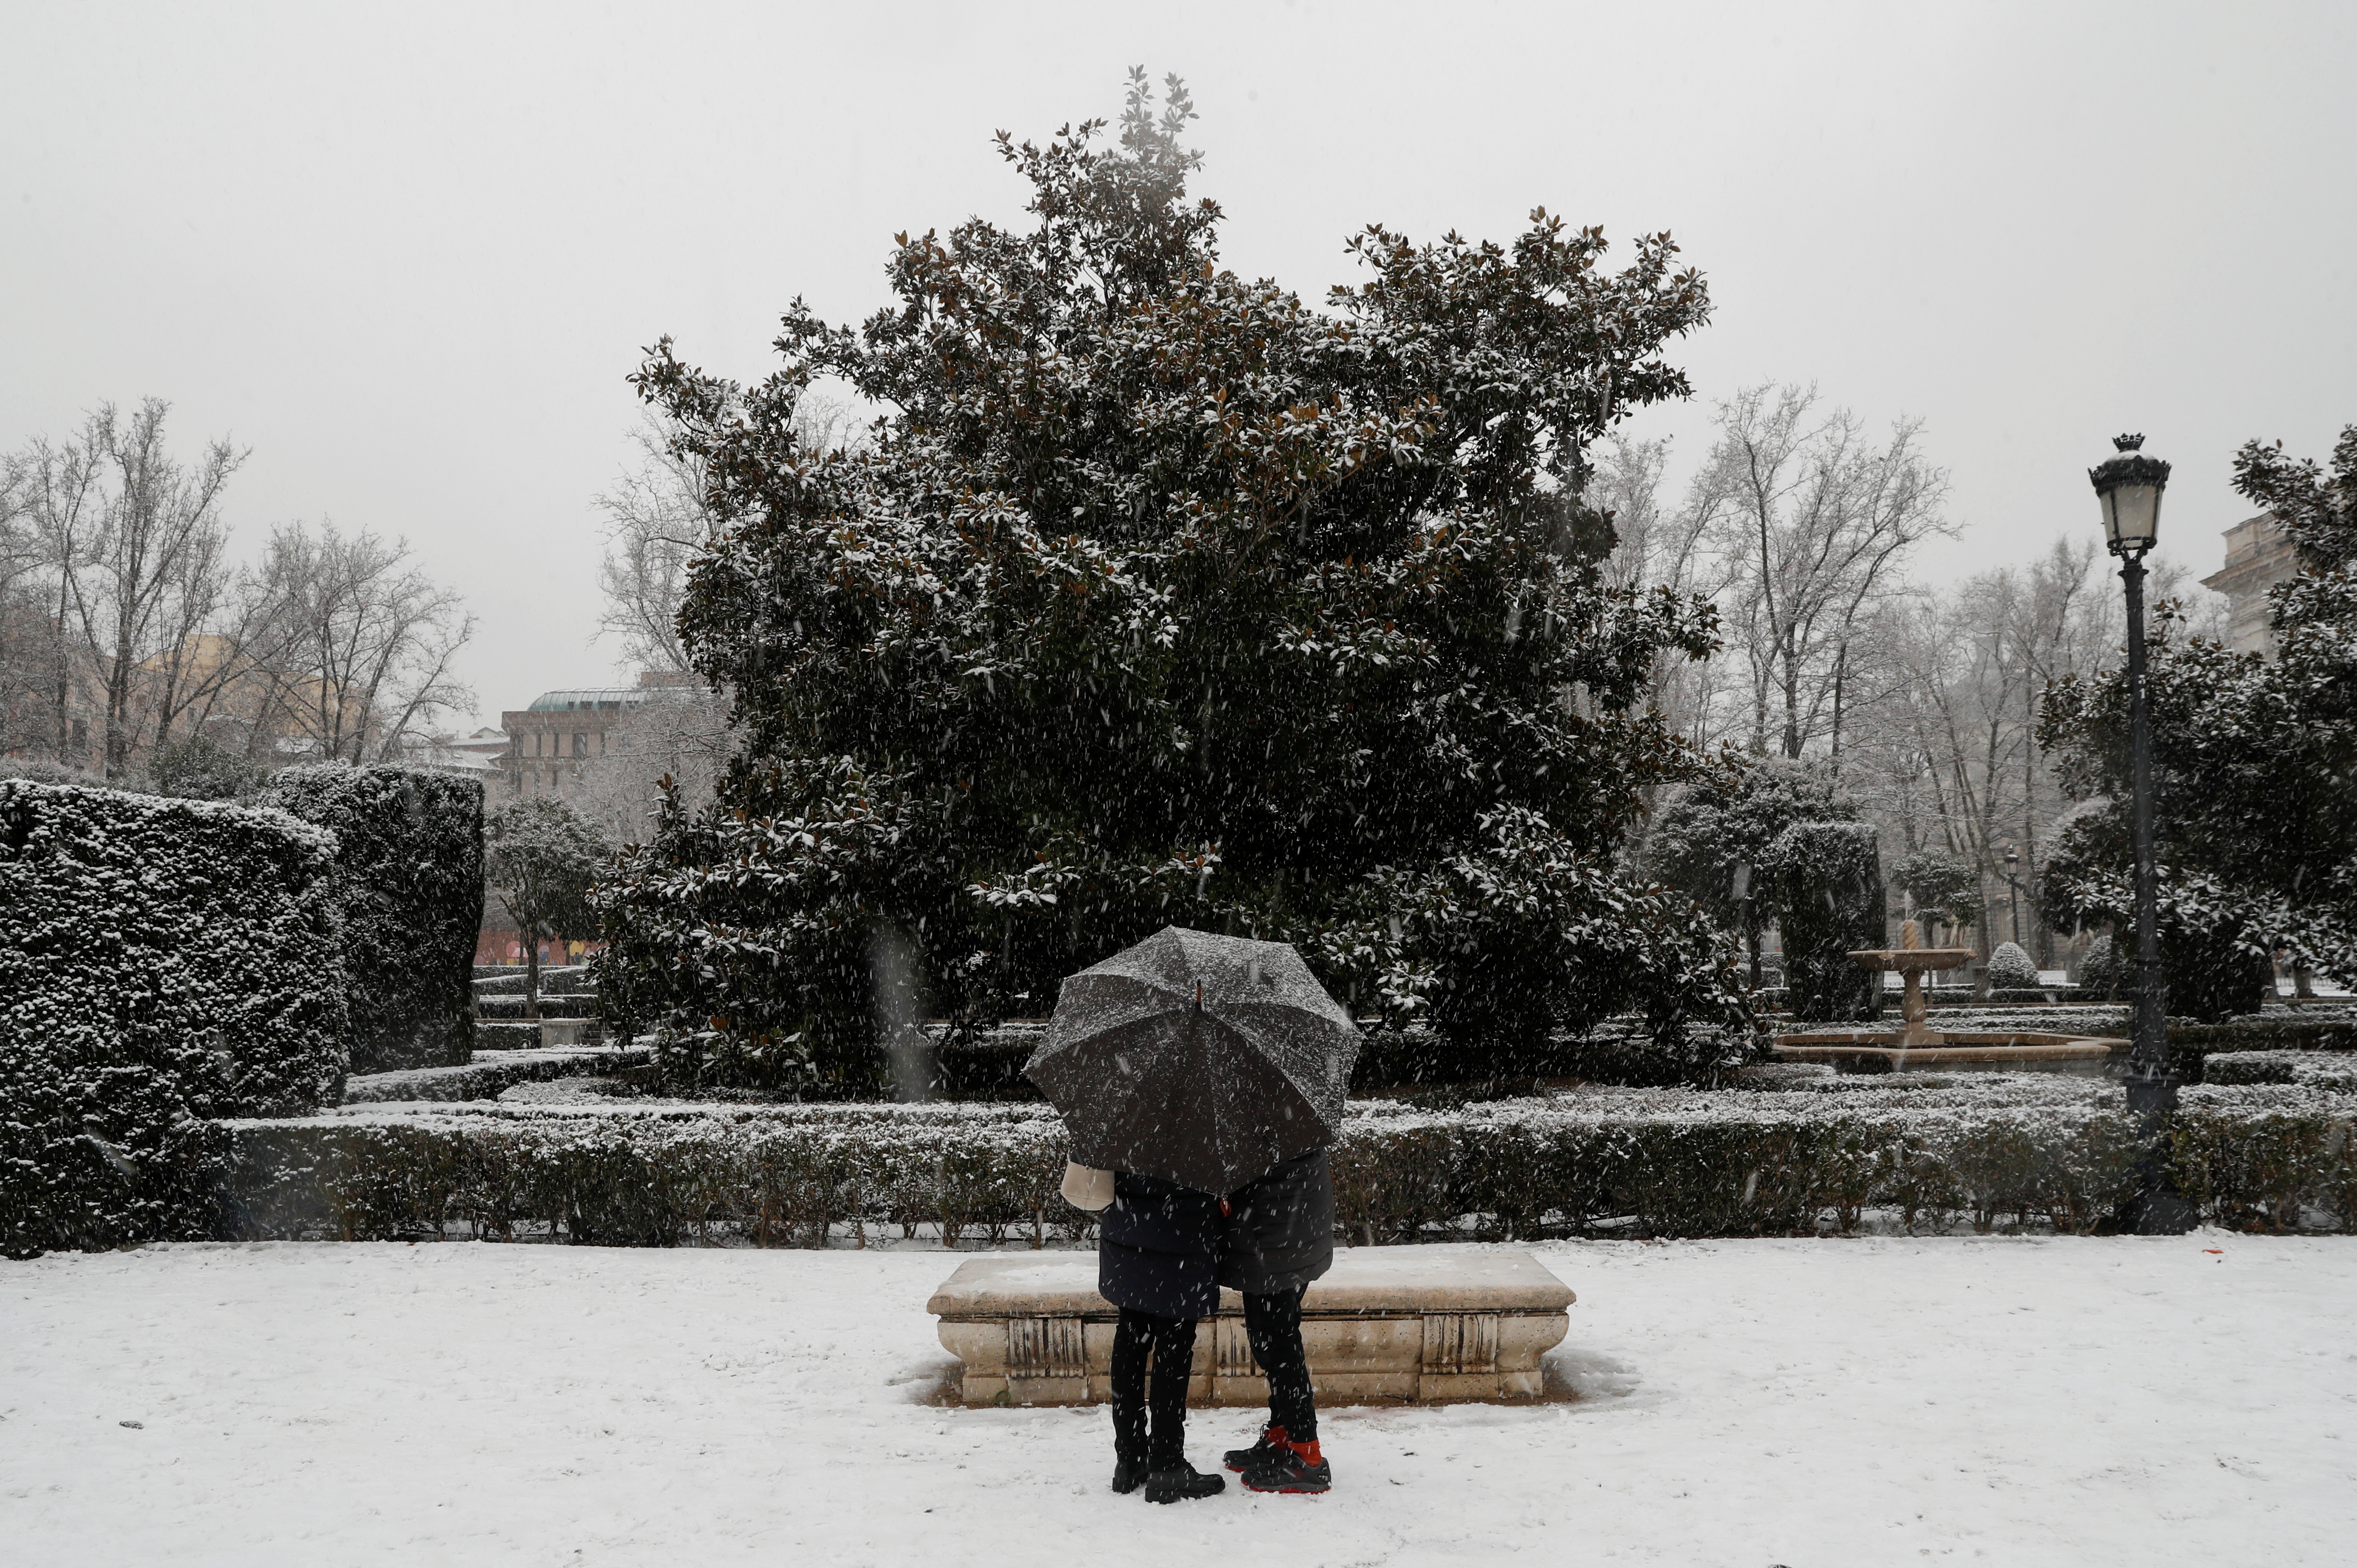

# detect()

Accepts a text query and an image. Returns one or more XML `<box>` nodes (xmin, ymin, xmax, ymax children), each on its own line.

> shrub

<box><xmin>260</xmin><ymin>765</ymin><xmax>485</xmax><ymax>1073</ymax></box>
<box><xmin>341</xmin><ymin>1046</ymin><xmax>654</xmax><ymax>1105</ymax></box>
<box><xmin>150</xmin><ymin>733</ymin><xmax>264</xmax><ymax>801</ymax></box>
<box><xmin>2076</xmin><ymin>934</ymin><xmax>2124</xmax><ymax>997</ymax></box>
<box><xmin>1</xmin><ymin>780</ymin><xmax>349</xmax><ymax>1257</ymax></box>
<box><xmin>1772</xmin><ymin>821</ymin><xmax>1885</xmax><ymax>1023</ymax></box>
<box><xmin>216</xmin><ymin>1081</ymin><xmax>2357</xmax><ymax>1245</ymax></box>
<box><xmin>1986</xmin><ymin>942</ymin><xmax>2040</xmax><ymax>991</ymax></box>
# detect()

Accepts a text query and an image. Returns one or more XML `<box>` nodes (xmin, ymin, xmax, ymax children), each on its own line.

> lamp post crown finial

<box><xmin>2114</xmin><ymin>433</ymin><xmax>2145</xmax><ymax>452</ymax></box>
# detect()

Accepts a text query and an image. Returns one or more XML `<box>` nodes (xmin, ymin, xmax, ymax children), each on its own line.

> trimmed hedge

<box><xmin>474</xmin><ymin>967</ymin><xmax>594</xmax><ymax>996</ymax></box>
<box><xmin>1</xmin><ymin>781</ymin><xmax>349</xmax><ymax>1257</ymax></box>
<box><xmin>261</xmin><ymin>766</ymin><xmax>485</xmax><ymax>1073</ymax></box>
<box><xmin>341</xmin><ymin>1046</ymin><xmax>655</xmax><ymax>1105</ymax></box>
<box><xmin>476</xmin><ymin>995</ymin><xmax>599</xmax><ymax>1021</ymax></box>
<box><xmin>2199</xmin><ymin>1051</ymin><xmax>2357</xmax><ymax>1091</ymax></box>
<box><xmin>218</xmin><ymin>1082</ymin><xmax>2357</xmax><ymax>1245</ymax></box>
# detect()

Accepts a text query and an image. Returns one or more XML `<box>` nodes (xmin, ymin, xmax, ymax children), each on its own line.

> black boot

<box><xmin>1145</xmin><ymin>1462</ymin><xmax>1226</xmax><ymax>1504</ymax></box>
<box><xmin>1223</xmin><ymin>1423</ymin><xmax>1287</xmax><ymax>1473</ymax></box>
<box><xmin>1242</xmin><ymin>1439</ymin><xmax>1331</xmax><ymax>1495</ymax></box>
<box><xmin>1112</xmin><ymin>1451</ymin><xmax>1149</xmax><ymax>1495</ymax></box>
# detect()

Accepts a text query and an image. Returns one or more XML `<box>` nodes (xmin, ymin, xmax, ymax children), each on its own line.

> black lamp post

<box><xmin>2003</xmin><ymin>847</ymin><xmax>2021</xmax><ymax>947</ymax></box>
<box><xmin>2089</xmin><ymin>432</ymin><xmax>2194</xmax><ymax>1231</ymax></box>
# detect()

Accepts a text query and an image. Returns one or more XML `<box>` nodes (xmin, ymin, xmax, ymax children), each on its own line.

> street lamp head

<box><xmin>2089</xmin><ymin>433</ymin><xmax>2169</xmax><ymax>557</ymax></box>
<box><xmin>2005</xmin><ymin>848</ymin><xmax>2020</xmax><ymax>869</ymax></box>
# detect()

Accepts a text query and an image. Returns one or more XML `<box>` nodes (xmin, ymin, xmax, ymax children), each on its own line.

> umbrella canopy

<box><xmin>1024</xmin><ymin>926</ymin><xmax>1362</xmax><ymax>1196</ymax></box>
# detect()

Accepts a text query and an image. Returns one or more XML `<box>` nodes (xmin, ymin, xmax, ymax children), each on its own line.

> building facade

<box><xmin>496</xmin><ymin>668</ymin><xmax>701</xmax><ymax>802</ymax></box>
<box><xmin>2201</xmin><ymin>511</ymin><xmax>2301</xmax><ymax>658</ymax></box>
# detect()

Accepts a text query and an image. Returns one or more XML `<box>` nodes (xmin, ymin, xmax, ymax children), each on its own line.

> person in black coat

<box><xmin>1216</xmin><ymin>1147</ymin><xmax>1336</xmax><ymax>1494</ymax></box>
<box><xmin>1063</xmin><ymin>1161</ymin><xmax>1226</xmax><ymax>1503</ymax></box>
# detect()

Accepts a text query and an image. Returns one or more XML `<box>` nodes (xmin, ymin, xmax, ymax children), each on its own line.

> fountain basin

<box><xmin>1772</xmin><ymin>1030</ymin><xmax>2126</xmax><ymax>1075</ymax></box>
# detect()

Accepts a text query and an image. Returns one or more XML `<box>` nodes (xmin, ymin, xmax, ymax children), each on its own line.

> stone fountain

<box><xmin>1772</xmin><ymin>920</ymin><xmax>2125</xmax><ymax>1073</ymax></box>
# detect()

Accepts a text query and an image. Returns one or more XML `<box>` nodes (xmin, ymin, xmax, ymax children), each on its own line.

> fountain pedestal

<box><xmin>1771</xmin><ymin>922</ymin><xmax>2124</xmax><ymax>1073</ymax></box>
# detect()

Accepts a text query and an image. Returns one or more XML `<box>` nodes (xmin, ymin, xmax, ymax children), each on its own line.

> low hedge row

<box><xmin>218</xmin><ymin>1088</ymin><xmax>2357</xmax><ymax>1245</ymax></box>
<box><xmin>473</xmin><ymin>967</ymin><xmax>594</xmax><ymax>996</ymax></box>
<box><xmin>476</xmin><ymin>995</ymin><xmax>600</xmax><ymax>1021</ymax></box>
<box><xmin>340</xmin><ymin>1047</ymin><xmax>655</xmax><ymax>1105</ymax></box>
<box><xmin>2200</xmin><ymin>1051</ymin><xmax>2357</xmax><ymax>1091</ymax></box>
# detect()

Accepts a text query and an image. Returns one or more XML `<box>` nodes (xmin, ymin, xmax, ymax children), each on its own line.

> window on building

<box><xmin>572</xmin><ymin>732</ymin><xmax>588</xmax><ymax>757</ymax></box>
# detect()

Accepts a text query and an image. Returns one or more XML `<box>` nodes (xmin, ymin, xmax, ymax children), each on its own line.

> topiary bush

<box><xmin>1985</xmin><ymin>942</ymin><xmax>2040</xmax><ymax>991</ymax></box>
<box><xmin>2076</xmin><ymin>933</ymin><xmax>2124</xmax><ymax>998</ymax></box>
<box><xmin>259</xmin><ymin>765</ymin><xmax>485</xmax><ymax>1073</ymax></box>
<box><xmin>1772</xmin><ymin>821</ymin><xmax>1886</xmax><ymax>1023</ymax></box>
<box><xmin>0</xmin><ymin>780</ymin><xmax>350</xmax><ymax>1257</ymax></box>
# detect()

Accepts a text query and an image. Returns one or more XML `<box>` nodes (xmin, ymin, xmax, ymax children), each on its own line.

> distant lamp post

<box><xmin>2003</xmin><ymin>847</ymin><xmax>2022</xmax><ymax>947</ymax></box>
<box><xmin>2089</xmin><ymin>432</ymin><xmax>2192</xmax><ymax>1231</ymax></box>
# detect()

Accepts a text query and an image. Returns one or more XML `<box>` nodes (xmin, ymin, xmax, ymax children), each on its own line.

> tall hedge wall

<box><xmin>0</xmin><ymin>781</ymin><xmax>350</xmax><ymax>1257</ymax></box>
<box><xmin>261</xmin><ymin>765</ymin><xmax>484</xmax><ymax>1073</ymax></box>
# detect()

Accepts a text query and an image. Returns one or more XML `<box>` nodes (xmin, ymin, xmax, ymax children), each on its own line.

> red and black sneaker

<box><xmin>1223</xmin><ymin>1423</ymin><xmax>1287</xmax><ymax>1473</ymax></box>
<box><xmin>1242</xmin><ymin>1437</ymin><xmax>1331</xmax><ymax>1495</ymax></box>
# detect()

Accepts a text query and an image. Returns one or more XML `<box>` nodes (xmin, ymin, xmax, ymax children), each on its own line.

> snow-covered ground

<box><xmin>5</xmin><ymin>1237</ymin><xmax>2352</xmax><ymax>1566</ymax></box>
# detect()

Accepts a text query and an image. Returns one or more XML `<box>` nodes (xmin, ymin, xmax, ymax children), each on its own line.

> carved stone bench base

<box><xmin>928</xmin><ymin>1248</ymin><xmax>1573</xmax><ymax>1407</ymax></box>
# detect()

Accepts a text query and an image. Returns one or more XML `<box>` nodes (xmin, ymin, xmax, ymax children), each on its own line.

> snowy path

<box><xmin>4</xmin><ymin>1237</ymin><xmax>2352</xmax><ymax>1566</ymax></box>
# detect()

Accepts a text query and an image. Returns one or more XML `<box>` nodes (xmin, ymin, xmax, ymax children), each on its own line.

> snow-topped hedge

<box><xmin>260</xmin><ymin>766</ymin><xmax>484</xmax><ymax>1073</ymax></box>
<box><xmin>340</xmin><ymin>1045</ymin><xmax>654</xmax><ymax>1105</ymax></box>
<box><xmin>1</xmin><ymin>780</ymin><xmax>350</xmax><ymax>1257</ymax></box>
<box><xmin>218</xmin><ymin>1082</ymin><xmax>2357</xmax><ymax>1245</ymax></box>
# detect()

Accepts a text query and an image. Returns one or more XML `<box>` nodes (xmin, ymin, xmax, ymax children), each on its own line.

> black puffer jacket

<box><xmin>1216</xmin><ymin>1148</ymin><xmax>1334</xmax><ymax>1296</ymax></box>
<box><xmin>1098</xmin><ymin>1171</ymin><xmax>1224</xmax><ymax>1320</ymax></box>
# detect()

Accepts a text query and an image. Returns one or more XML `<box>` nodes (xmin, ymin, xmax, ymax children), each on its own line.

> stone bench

<box><xmin>928</xmin><ymin>1247</ymin><xmax>1573</xmax><ymax>1407</ymax></box>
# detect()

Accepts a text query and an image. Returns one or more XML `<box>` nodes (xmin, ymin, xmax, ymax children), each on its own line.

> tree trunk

<box><xmin>522</xmin><ymin>918</ymin><xmax>542</xmax><ymax>1023</ymax></box>
<box><xmin>1828</xmin><ymin>641</ymin><xmax>1847</xmax><ymax>777</ymax></box>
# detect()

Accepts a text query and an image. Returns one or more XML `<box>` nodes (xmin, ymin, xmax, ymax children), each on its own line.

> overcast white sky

<box><xmin>5</xmin><ymin>1</ymin><xmax>2352</xmax><ymax>728</ymax></box>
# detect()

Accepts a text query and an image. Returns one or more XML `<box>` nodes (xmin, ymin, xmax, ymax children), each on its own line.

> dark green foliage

<box><xmin>1646</xmin><ymin>757</ymin><xmax>1855</xmax><ymax>978</ymax></box>
<box><xmin>2076</xmin><ymin>933</ymin><xmax>2123</xmax><ymax>998</ymax></box>
<box><xmin>0</xmin><ymin>780</ymin><xmax>348</xmax><ymax>1257</ymax></box>
<box><xmin>1770</xmin><ymin>821</ymin><xmax>1885</xmax><ymax>1022</ymax></box>
<box><xmin>259</xmin><ymin>765</ymin><xmax>485</xmax><ymax>1073</ymax></box>
<box><xmin>486</xmin><ymin>796</ymin><xmax>608</xmax><ymax>1021</ymax></box>
<box><xmin>150</xmin><ymin>732</ymin><xmax>263</xmax><ymax>801</ymax></box>
<box><xmin>598</xmin><ymin>73</ymin><xmax>1739</xmax><ymax>1086</ymax></box>
<box><xmin>216</xmin><ymin>1094</ymin><xmax>2357</xmax><ymax>1244</ymax></box>
<box><xmin>2043</xmin><ymin>808</ymin><xmax>2278</xmax><ymax>1022</ymax></box>
<box><xmin>2042</xmin><ymin>422</ymin><xmax>2357</xmax><ymax>995</ymax></box>
<box><xmin>1888</xmin><ymin>848</ymin><xmax>1981</xmax><ymax>943</ymax></box>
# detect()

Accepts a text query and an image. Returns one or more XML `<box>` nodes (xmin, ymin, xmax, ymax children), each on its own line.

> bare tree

<box><xmin>1694</xmin><ymin>384</ymin><xmax>1953</xmax><ymax>759</ymax></box>
<box><xmin>1589</xmin><ymin>433</ymin><xmax>1729</xmax><ymax>744</ymax></box>
<box><xmin>595</xmin><ymin>389</ymin><xmax>872</xmax><ymax>676</ymax></box>
<box><xmin>594</xmin><ymin>419</ymin><xmax>711</xmax><ymax>675</ymax></box>
<box><xmin>0</xmin><ymin>455</ymin><xmax>44</xmax><ymax>755</ymax></box>
<box><xmin>569</xmin><ymin>683</ymin><xmax>735</xmax><ymax>846</ymax></box>
<box><xmin>13</xmin><ymin>402</ymin><xmax>246</xmax><ymax>778</ymax></box>
<box><xmin>249</xmin><ymin>521</ymin><xmax>475</xmax><ymax>763</ymax></box>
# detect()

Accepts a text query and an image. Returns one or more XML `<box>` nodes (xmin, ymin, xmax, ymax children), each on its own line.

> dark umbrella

<box><xmin>1023</xmin><ymin>925</ymin><xmax>1362</xmax><ymax>1196</ymax></box>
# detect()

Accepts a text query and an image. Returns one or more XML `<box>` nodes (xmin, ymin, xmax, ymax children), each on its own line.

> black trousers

<box><xmin>1110</xmin><ymin>1309</ymin><xmax>1198</xmax><ymax>1470</ymax></box>
<box><xmin>1244</xmin><ymin>1286</ymin><xmax>1317</xmax><ymax>1442</ymax></box>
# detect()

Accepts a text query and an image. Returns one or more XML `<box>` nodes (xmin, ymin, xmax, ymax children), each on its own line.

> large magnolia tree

<box><xmin>597</xmin><ymin>73</ymin><xmax>1746</xmax><ymax>1089</ymax></box>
